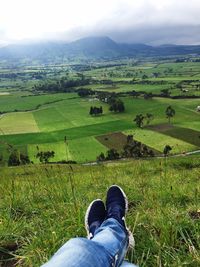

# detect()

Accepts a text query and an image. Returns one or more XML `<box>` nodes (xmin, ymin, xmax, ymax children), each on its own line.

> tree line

<box><xmin>97</xmin><ymin>135</ymin><xmax>155</xmax><ymax>162</ymax></box>
<box><xmin>89</xmin><ymin>106</ymin><xmax>103</xmax><ymax>116</ymax></box>
<box><xmin>133</xmin><ymin>106</ymin><xmax>175</xmax><ymax>128</ymax></box>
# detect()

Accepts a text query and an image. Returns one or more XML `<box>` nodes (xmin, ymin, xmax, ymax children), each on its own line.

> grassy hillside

<box><xmin>1</xmin><ymin>157</ymin><xmax>200</xmax><ymax>266</ymax></box>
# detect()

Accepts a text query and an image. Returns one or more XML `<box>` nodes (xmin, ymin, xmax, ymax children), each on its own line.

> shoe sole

<box><xmin>84</xmin><ymin>199</ymin><xmax>104</xmax><ymax>239</ymax></box>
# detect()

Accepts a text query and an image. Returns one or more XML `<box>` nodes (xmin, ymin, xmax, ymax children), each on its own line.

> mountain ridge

<box><xmin>0</xmin><ymin>36</ymin><xmax>200</xmax><ymax>62</ymax></box>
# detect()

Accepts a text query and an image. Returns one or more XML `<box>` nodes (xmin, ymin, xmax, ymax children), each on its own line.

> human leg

<box><xmin>42</xmin><ymin>186</ymin><xmax>135</xmax><ymax>267</ymax></box>
<box><xmin>41</xmin><ymin>237</ymin><xmax>112</xmax><ymax>267</ymax></box>
<box><xmin>91</xmin><ymin>185</ymin><xmax>131</xmax><ymax>267</ymax></box>
<box><xmin>42</xmin><ymin>200</ymin><xmax>109</xmax><ymax>267</ymax></box>
<box><xmin>42</xmin><ymin>217</ymin><xmax>129</xmax><ymax>267</ymax></box>
<box><xmin>92</xmin><ymin>218</ymin><xmax>129</xmax><ymax>267</ymax></box>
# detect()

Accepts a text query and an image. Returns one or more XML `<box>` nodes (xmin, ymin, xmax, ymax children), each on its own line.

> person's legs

<box><xmin>42</xmin><ymin>217</ymin><xmax>128</xmax><ymax>267</ymax></box>
<box><xmin>41</xmin><ymin>237</ymin><xmax>112</xmax><ymax>267</ymax></box>
<box><xmin>41</xmin><ymin>186</ymin><xmax>134</xmax><ymax>267</ymax></box>
<box><xmin>92</xmin><ymin>218</ymin><xmax>128</xmax><ymax>266</ymax></box>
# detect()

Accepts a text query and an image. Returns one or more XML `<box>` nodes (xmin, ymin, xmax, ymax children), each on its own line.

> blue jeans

<box><xmin>42</xmin><ymin>218</ymin><xmax>137</xmax><ymax>267</ymax></box>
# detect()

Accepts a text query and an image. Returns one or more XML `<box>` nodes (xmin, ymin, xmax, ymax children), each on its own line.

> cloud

<box><xmin>1</xmin><ymin>0</ymin><xmax>200</xmax><ymax>44</ymax></box>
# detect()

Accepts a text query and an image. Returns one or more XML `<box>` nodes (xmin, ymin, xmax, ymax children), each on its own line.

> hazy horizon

<box><xmin>1</xmin><ymin>0</ymin><xmax>200</xmax><ymax>46</ymax></box>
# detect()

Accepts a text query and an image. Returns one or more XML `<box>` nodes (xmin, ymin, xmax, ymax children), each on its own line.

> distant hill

<box><xmin>1</xmin><ymin>36</ymin><xmax>200</xmax><ymax>63</ymax></box>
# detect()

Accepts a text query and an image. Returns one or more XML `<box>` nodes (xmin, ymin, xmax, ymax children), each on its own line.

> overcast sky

<box><xmin>1</xmin><ymin>0</ymin><xmax>200</xmax><ymax>45</ymax></box>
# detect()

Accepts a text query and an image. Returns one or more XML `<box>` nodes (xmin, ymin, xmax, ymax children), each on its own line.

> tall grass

<box><xmin>0</xmin><ymin>157</ymin><xmax>200</xmax><ymax>266</ymax></box>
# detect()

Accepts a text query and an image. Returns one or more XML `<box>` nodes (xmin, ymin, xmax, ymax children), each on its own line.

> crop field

<box><xmin>0</xmin><ymin>59</ymin><xmax>200</xmax><ymax>164</ymax></box>
<box><xmin>0</xmin><ymin>94</ymin><xmax>199</xmax><ymax>163</ymax></box>
<box><xmin>96</xmin><ymin>132</ymin><xmax>128</xmax><ymax>151</ymax></box>
<box><xmin>0</xmin><ymin>112</ymin><xmax>39</xmax><ymax>135</ymax></box>
<box><xmin>124</xmin><ymin>128</ymin><xmax>197</xmax><ymax>154</ymax></box>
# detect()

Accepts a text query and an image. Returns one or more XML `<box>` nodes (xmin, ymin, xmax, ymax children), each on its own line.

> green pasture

<box><xmin>33</xmin><ymin>97</ymin><xmax>118</xmax><ymax>132</ymax></box>
<box><xmin>160</xmin><ymin>127</ymin><xmax>200</xmax><ymax>147</ymax></box>
<box><xmin>0</xmin><ymin>92</ymin><xmax>76</xmax><ymax>113</ymax></box>
<box><xmin>85</xmin><ymin>61</ymin><xmax>200</xmax><ymax>81</ymax></box>
<box><xmin>28</xmin><ymin>137</ymin><xmax>107</xmax><ymax>163</ymax></box>
<box><xmin>0</xmin><ymin>58</ymin><xmax>200</xmax><ymax>164</ymax></box>
<box><xmin>124</xmin><ymin>128</ymin><xmax>197</xmax><ymax>154</ymax></box>
<box><xmin>68</xmin><ymin>136</ymin><xmax>107</xmax><ymax>162</ymax></box>
<box><xmin>0</xmin><ymin>112</ymin><xmax>39</xmax><ymax>135</ymax></box>
<box><xmin>0</xmin><ymin>120</ymin><xmax>133</xmax><ymax>147</ymax></box>
<box><xmin>28</xmin><ymin>142</ymin><xmax>69</xmax><ymax>163</ymax></box>
<box><xmin>85</xmin><ymin>83</ymin><xmax>173</xmax><ymax>94</ymax></box>
<box><xmin>0</xmin><ymin>94</ymin><xmax>199</xmax><ymax>163</ymax></box>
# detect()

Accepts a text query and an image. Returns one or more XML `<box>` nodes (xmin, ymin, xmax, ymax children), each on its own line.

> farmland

<box><xmin>0</xmin><ymin>59</ymin><xmax>200</xmax><ymax>164</ymax></box>
<box><xmin>0</xmin><ymin>50</ymin><xmax>200</xmax><ymax>267</ymax></box>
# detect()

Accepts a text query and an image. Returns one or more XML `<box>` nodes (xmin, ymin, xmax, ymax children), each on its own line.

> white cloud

<box><xmin>0</xmin><ymin>0</ymin><xmax>200</xmax><ymax>44</ymax></box>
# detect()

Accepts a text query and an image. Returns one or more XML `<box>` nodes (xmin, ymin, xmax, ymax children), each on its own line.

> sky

<box><xmin>0</xmin><ymin>0</ymin><xmax>200</xmax><ymax>46</ymax></box>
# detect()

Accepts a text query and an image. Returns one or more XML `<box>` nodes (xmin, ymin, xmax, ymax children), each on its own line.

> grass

<box><xmin>148</xmin><ymin>125</ymin><xmax>200</xmax><ymax>147</ymax></box>
<box><xmin>28</xmin><ymin>137</ymin><xmax>108</xmax><ymax>164</ymax></box>
<box><xmin>0</xmin><ymin>120</ymin><xmax>133</xmax><ymax>146</ymax></box>
<box><xmin>28</xmin><ymin>142</ymin><xmax>69</xmax><ymax>163</ymax></box>
<box><xmin>124</xmin><ymin>128</ymin><xmax>197</xmax><ymax>154</ymax></box>
<box><xmin>96</xmin><ymin>132</ymin><xmax>128</xmax><ymax>151</ymax></box>
<box><xmin>33</xmin><ymin>97</ymin><xmax>118</xmax><ymax>132</ymax></box>
<box><xmin>0</xmin><ymin>60</ymin><xmax>200</xmax><ymax>164</ymax></box>
<box><xmin>0</xmin><ymin>157</ymin><xmax>200</xmax><ymax>266</ymax></box>
<box><xmin>0</xmin><ymin>112</ymin><xmax>39</xmax><ymax>135</ymax></box>
<box><xmin>0</xmin><ymin>95</ymin><xmax>199</xmax><ymax>163</ymax></box>
<box><xmin>0</xmin><ymin>93</ymin><xmax>76</xmax><ymax>113</ymax></box>
<box><xmin>68</xmin><ymin>136</ymin><xmax>107</xmax><ymax>162</ymax></box>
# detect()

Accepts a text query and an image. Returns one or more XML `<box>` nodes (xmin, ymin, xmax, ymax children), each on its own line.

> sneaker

<box><xmin>106</xmin><ymin>185</ymin><xmax>128</xmax><ymax>227</ymax></box>
<box><xmin>106</xmin><ymin>185</ymin><xmax>135</xmax><ymax>248</ymax></box>
<box><xmin>85</xmin><ymin>199</ymin><xmax>106</xmax><ymax>239</ymax></box>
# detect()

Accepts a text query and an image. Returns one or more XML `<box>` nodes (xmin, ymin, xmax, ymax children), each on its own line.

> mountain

<box><xmin>0</xmin><ymin>36</ymin><xmax>200</xmax><ymax>63</ymax></box>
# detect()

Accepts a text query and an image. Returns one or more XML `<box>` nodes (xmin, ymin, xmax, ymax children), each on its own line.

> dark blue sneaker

<box><xmin>106</xmin><ymin>185</ymin><xmax>128</xmax><ymax>228</ymax></box>
<box><xmin>106</xmin><ymin>185</ymin><xmax>135</xmax><ymax>248</ymax></box>
<box><xmin>85</xmin><ymin>199</ymin><xmax>106</xmax><ymax>239</ymax></box>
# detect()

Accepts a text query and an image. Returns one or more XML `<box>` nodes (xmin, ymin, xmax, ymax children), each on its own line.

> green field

<box><xmin>0</xmin><ymin>94</ymin><xmax>199</xmax><ymax>163</ymax></box>
<box><xmin>0</xmin><ymin>58</ymin><xmax>200</xmax><ymax>267</ymax></box>
<box><xmin>0</xmin><ymin>60</ymin><xmax>200</xmax><ymax>164</ymax></box>
<box><xmin>124</xmin><ymin>128</ymin><xmax>197</xmax><ymax>154</ymax></box>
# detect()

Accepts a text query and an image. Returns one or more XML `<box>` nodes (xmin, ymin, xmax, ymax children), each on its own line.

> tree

<box><xmin>144</xmin><ymin>93</ymin><xmax>153</xmax><ymax>100</ymax></box>
<box><xmin>127</xmin><ymin>135</ymin><xmax>134</xmax><ymax>144</ymax></box>
<box><xmin>8</xmin><ymin>150</ymin><xmax>21</xmax><ymax>166</ymax></box>
<box><xmin>142</xmin><ymin>74</ymin><xmax>148</xmax><ymax>79</ymax></box>
<box><xmin>36</xmin><ymin>151</ymin><xmax>55</xmax><ymax>163</ymax></box>
<box><xmin>97</xmin><ymin>152</ymin><xmax>105</xmax><ymax>162</ymax></box>
<box><xmin>109</xmin><ymin>98</ymin><xmax>125</xmax><ymax>113</ymax></box>
<box><xmin>161</xmin><ymin>89</ymin><xmax>171</xmax><ymax>97</ymax></box>
<box><xmin>89</xmin><ymin>106</ymin><xmax>94</xmax><ymax>116</ymax></box>
<box><xmin>123</xmin><ymin>139</ymin><xmax>155</xmax><ymax>158</ymax></box>
<box><xmin>134</xmin><ymin>114</ymin><xmax>145</xmax><ymax>128</ymax></box>
<box><xmin>163</xmin><ymin>145</ymin><xmax>172</xmax><ymax>157</ymax></box>
<box><xmin>0</xmin><ymin>154</ymin><xmax>3</xmax><ymax>164</ymax></box>
<box><xmin>106</xmin><ymin>149</ymin><xmax>120</xmax><ymax>160</ymax></box>
<box><xmin>165</xmin><ymin>106</ymin><xmax>175</xmax><ymax>123</ymax></box>
<box><xmin>89</xmin><ymin>106</ymin><xmax>103</xmax><ymax>116</ymax></box>
<box><xmin>8</xmin><ymin>150</ymin><xmax>30</xmax><ymax>166</ymax></box>
<box><xmin>146</xmin><ymin>113</ymin><xmax>154</xmax><ymax>125</ymax></box>
<box><xmin>20</xmin><ymin>153</ymin><xmax>31</xmax><ymax>165</ymax></box>
<box><xmin>99</xmin><ymin>106</ymin><xmax>103</xmax><ymax>115</ymax></box>
<box><xmin>93</xmin><ymin>107</ymin><xmax>99</xmax><ymax>116</ymax></box>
